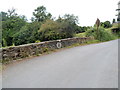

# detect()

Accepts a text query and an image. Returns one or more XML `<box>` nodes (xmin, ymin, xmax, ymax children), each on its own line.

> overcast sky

<box><xmin>0</xmin><ymin>0</ymin><xmax>119</xmax><ymax>26</ymax></box>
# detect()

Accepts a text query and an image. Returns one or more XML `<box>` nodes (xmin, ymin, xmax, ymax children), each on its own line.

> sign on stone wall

<box><xmin>56</xmin><ymin>40</ymin><xmax>62</xmax><ymax>48</ymax></box>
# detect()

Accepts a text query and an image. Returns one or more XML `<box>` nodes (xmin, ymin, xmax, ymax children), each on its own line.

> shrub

<box><xmin>13</xmin><ymin>22</ymin><xmax>41</xmax><ymax>46</ymax></box>
<box><xmin>39</xmin><ymin>19</ymin><xmax>75</xmax><ymax>41</ymax></box>
<box><xmin>85</xmin><ymin>27</ymin><xmax>116</xmax><ymax>41</ymax></box>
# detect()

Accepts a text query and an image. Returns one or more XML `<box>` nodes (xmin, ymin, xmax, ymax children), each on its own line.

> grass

<box><xmin>75</xmin><ymin>32</ymin><xmax>86</xmax><ymax>37</ymax></box>
<box><xmin>112</xmin><ymin>23</ymin><xmax>119</xmax><ymax>29</ymax></box>
<box><xmin>0</xmin><ymin>64</ymin><xmax>2</xmax><ymax>73</ymax></box>
<box><xmin>105</xmin><ymin>28</ymin><xmax>111</xmax><ymax>32</ymax></box>
<box><xmin>86</xmin><ymin>40</ymin><xmax>100</xmax><ymax>44</ymax></box>
<box><xmin>67</xmin><ymin>39</ymin><xmax>100</xmax><ymax>49</ymax></box>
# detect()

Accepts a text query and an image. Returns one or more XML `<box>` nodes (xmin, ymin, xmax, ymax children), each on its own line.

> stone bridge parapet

<box><xmin>1</xmin><ymin>37</ymin><xmax>93</xmax><ymax>64</ymax></box>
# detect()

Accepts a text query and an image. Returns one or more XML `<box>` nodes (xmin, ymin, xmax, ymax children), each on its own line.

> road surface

<box><xmin>2</xmin><ymin>40</ymin><xmax>118</xmax><ymax>88</ymax></box>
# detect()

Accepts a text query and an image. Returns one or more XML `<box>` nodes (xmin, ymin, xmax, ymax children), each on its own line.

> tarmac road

<box><xmin>2</xmin><ymin>40</ymin><xmax>118</xmax><ymax>88</ymax></box>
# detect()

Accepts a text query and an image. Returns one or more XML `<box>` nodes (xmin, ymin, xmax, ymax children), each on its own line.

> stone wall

<box><xmin>2</xmin><ymin>37</ymin><xmax>93</xmax><ymax>64</ymax></box>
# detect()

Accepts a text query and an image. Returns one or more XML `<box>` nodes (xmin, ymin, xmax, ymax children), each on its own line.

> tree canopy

<box><xmin>1</xmin><ymin>6</ymin><xmax>114</xmax><ymax>47</ymax></box>
<box><xmin>33</xmin><ymin>6</ymin><xmax>52</xmax><ymax>22</ymax></box>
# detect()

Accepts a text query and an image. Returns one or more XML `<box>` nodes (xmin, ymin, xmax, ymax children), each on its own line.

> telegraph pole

<box><xmin>95</xmin><ymin>18</ymin><xmax>100</xmax><ymax>40</ymax></box>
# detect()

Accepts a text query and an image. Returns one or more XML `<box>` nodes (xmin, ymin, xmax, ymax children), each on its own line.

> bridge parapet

<box><xmin>2</xmin><ymin>37</ymin><xmax>93</xmax><ymax>64</ymax></box>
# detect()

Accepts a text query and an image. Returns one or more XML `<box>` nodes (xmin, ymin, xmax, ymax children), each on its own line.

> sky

<box><xmin>0</xmin><ymin>0</ymin><xmax>119</xmax><ymax>26</ymax></box>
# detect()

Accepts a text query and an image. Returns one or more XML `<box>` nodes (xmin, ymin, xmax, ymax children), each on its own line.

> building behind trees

<box><xmin>117</xmin><ymin>1</ymin><xmax>120</xmax><ymax>23</ymax></box>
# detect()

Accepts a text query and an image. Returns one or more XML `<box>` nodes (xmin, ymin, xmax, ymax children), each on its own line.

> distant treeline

<box><xmin>1</xmin><ymin>6</ymin><xmax>113</xmax><ymax>47</ymax></box>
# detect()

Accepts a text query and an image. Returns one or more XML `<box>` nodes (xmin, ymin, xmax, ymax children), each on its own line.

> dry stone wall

<box><xmin>2</xmin><ymin>37</ymin><xmax>93</xmax><ymax>64</ymax></box>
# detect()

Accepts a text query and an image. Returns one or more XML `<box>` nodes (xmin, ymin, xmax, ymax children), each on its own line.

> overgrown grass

<box><xmin>112</xmin><ymin>23</ymin><xmax>119</xmax><ymax>29</ymax></box>
<box><xmin>75</xmin><ymin>32</ymin><xmax>86</xmax><ymax>37</ymax></box>
<box><xmin>86</xmin><ymin>40</ymin><xmax>100</xmax><ymax>44</ymax></box>
<box><xmin>111</xmin><ymin>23</ymin><xmax>120</xmax><ymax>37</ymax></box>
<box><xmin>85</xmin><ymin>27</ymin><xmax>117</xmax><ymax>41</ymax></box>
<box><xmin>75</xmin><ymin>26</ymin><xmax>118</xmax><ymax>42</ymax></box>
<box><xmin>67</xmin><ymin>39</ymin><xmax>100</xmax><ymax>49</ymax></box>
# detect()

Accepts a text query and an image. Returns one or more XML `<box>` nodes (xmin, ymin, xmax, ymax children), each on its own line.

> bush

<box><xmin>39</xmin><ymin>19</ymin><xmax>75</xmax><ymax>41</ymax></box>
<box><xmin>35</xmin><ymin>40</ymin><xmax>41</xmax><ymax>43</ymax></box>
<box><xmin>13</xmin><ymin>22</ymin><xmax>41</xmax><ymax>46</ymax></box>
<box><xmin>85</xmin><ymin>27</ymin><xmax>116</xmax><ymax>41</ymax></box>
<box><xmin>39</xmin><ymin>20</ymin><xmax>61</xmax><ymax>41</ymax></box>
<box><xmin>100</xmin><ymin>21</ymin><xmax>112</xmax><ymax>28</ymax></box>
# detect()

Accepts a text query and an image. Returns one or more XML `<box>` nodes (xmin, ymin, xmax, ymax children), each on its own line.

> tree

<box><xmin>1</xmin><ymin>7</ymin><xmax>81</xmax><ymax>46</ymax></box>
<box><xmin>7</xmin><ymin>8</ymin><xmax>17</xmax><ymax>17</ymax></box>
<box><xmin>112</xmin><ymin>19</ymin><xmax>116</xmax><ymax>24</ymax></box>
<box><xmin>1</xmin><ymin>10</ymin><xmax>27</xmax><ymax>46</ymax></box>
<box><xmin>63</xmin><ymin>14</ymin><xmax>79</xmax><ymax>25</ymax></box>
<box><xmin>39</xmin><ymin>20</ymin><xmax>61</xmax><ymax>41</ymax></box>
<box><xmin>13</xmin><ymin>21</ymin><xmax>41</xmax><ymax>46</ymax></box>
<box><xmin>39</xmin><ymin>16</ymin><xmax>77</xmax><ymax>41</ymax></box>
<box><xmin>59</xmin><ymin>21</ymin><xmax>74</xmax><ymax>38</ymax></box>
<box><xmin>57</xmin><ymin>14</ymin><xmax>79</xmax><ymax>34</ymax></box>
<box><xmin>103</xmin><ymin>21</ymin><xmax>112</xmax><ymax>28</ymax></box>
<box><xmin>100</xmin><ymin>21</ymin><xmax>112</xmax><ymax>28</ymax></box>
<box><xmin>33</xmin><ymin>6</ymin><xmax>52</xmax><ymax>22</ymax></box>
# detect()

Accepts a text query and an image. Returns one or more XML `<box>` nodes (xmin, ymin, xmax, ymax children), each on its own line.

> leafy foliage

<box><xmin>33</xmin><ymin>6</ymin><xmax>52</xmax><ymax>22</ymax></box>
<box><xmin>112</xmin><ymin>19</ymin><xmax>116</xmax><ymax>24</ymax></box>
<box><xmin>100</xmin><ymin>21</ymin><xmax>112</xmax><ymax>28</ymax></box>
<box><xmin>85</xmin><ymin>27</ymin><xmax>116</xmax><ymax>41</ymax></box>
<box><xmin>1</xmin><ymin>9</ymin><xmax>27</xmax><ymax>46</ymax></box>
<box><xmin>13</xmin><ymin>22</ymin><xmax>41</xmax><ymax>46</ymax></box>
<box><xmin>39</xmin><ymin>17</ymin><xmax>76</xmax><ymax>41</ymax></box>
<box><xmin>1</xmin><ymin>6</ymin><xmax>116</xmax><ymax>47</ymax></box>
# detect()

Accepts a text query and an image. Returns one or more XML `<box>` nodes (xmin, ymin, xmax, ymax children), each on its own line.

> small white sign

<box><xmin>56</xmin><ymin>42</ymin><xmax>62</xmax><ymax>48</ymax></box>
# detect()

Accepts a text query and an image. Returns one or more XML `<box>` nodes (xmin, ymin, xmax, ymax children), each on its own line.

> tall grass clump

<box><xmin>85</xmin><ymin>27</ymin><xmax>116</xmax><ymax>41</ymax></box>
